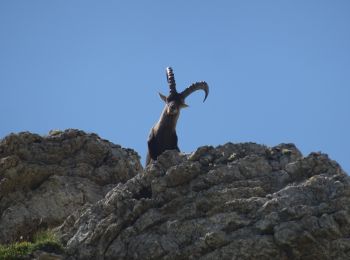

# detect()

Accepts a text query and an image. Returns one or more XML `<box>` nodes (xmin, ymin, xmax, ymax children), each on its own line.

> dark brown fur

<box><xmin>146</xmin><ymin>67</ymin><xmax>209</xmax><ymax>165</ymax></box>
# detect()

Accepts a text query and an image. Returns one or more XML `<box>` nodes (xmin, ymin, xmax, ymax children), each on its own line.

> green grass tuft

<box><xmin>0</xmin><ymin>242</ymin><xmax>32</xmax><ymax>259</ymax></box>
<box><xmin>0</xmin><ymin>230</ymin><xmax>63</xmax><ymax>260</ymax></box>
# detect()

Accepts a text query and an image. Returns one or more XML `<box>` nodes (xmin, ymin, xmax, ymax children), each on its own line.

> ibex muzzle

<box><xmin>146</xmin><ymin>67</ymin><xmax>209</xmax><ymax>165</ymax></box>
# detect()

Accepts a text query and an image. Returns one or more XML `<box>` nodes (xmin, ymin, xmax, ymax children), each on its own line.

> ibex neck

<box><xmin>157</xmin><ymin>107</ymin><xmax>180</xmax><ymax>132</ymax></box>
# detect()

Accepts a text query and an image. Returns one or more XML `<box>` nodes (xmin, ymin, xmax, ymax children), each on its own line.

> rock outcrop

<box><xmin>1</xmin><ymin>129</ymin><xmax>349</xmax><ymax>259</ymax></box>
<box><xmin>0</xmin><ymin>129</ymin><xmax>142</xmax><ymax>244</ymax></box>
<box><xmin>55</xmin><ymin>142</ymin><xmax>350</xmax><ymax>260</ymax></box>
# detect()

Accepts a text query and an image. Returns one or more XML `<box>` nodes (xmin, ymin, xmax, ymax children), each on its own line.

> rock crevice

<box><xmin>1</xmin><ymin>130</ymin><xmax>349</xmax><ymax>259</ymax></box>
<box><xmin>56</xmin><ymin>142</ymin><xmax>349</xmax><ymax>260</ymax></box>
<box><xmin>0</xmin><ymin>129</ymin><xmax>142</xmax><ymax>243</ymax></box>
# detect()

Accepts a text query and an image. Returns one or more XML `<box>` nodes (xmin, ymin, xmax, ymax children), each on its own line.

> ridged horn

<box><xmin>181</xmin><ymin>81</ymin><xmax>209</xmax><ymax>102</ymax></box>
<box><xmin>166</xmin><ymin>67</ymin><xmax>177</xmax><ymax>94</ymax></box>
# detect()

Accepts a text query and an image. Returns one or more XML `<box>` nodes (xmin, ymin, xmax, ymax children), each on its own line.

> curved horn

<box><xmin>166</xmin><ymin>67</ymin><xmax>177</xmax><ymax>94</ymax></box>
<box><xmin>181</xmin><ymin>81</ymin><xmax>209</xmax><ymax>102</ymax></box>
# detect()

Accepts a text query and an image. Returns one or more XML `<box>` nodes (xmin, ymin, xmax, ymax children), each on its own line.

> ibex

<box><xmin>146</xmin><ymin>67</ymin><xmax>209</xmax><ymax>165</ymax></box>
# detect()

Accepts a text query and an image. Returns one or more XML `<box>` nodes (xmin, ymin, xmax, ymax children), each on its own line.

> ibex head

<box><xmin>158</xmin><ymin>67</ymin><xmax>209</xmax><ymax>116</ymax></box>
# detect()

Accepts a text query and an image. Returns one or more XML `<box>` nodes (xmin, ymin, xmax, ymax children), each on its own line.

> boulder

<box><xmin>56</xmin><ymin>142</ymin><xmax>350</xmax><ymax>259</ymax></box>
<box><xmin>0</xmin><ymin>129</ymin><xmax>142</xmax><ymax>243</ymax></box>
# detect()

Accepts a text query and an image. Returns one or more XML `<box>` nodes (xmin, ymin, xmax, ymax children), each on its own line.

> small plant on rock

<box><xmin>0</xmin><ymin>230</ymin><xmax>63</xmax><ymax>259</ymax></box>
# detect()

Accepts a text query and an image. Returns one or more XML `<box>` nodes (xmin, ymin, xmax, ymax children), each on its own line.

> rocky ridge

<box><xmin>57</xmin><ymin>142</ymin><xmax>350</xmax><ymax>260</ymax></box>
<box><xmin>1</xmin><ymin>130</ymin><xmax>349</xmax><ymax>259</ymax></box>
<box><xmin>0</xmin><ymin>129</ymin><xmax>142</xmax><ymax>244</ymax></box>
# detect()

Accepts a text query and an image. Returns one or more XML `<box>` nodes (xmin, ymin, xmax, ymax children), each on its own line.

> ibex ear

<box><xmin>181</xmin><ymin>103</ymin><xmax>189</xmax><ymax>108</ymax></box>
<box><xmin>159</xmin><ymin>93</ymin><xmax>167</xmax><ymax>102</ymax></box>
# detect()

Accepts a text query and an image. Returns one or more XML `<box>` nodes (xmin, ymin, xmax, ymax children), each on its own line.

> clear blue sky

<box><xmin>1</xmin><ymin>1</ymin><xmax>349</xmax><ymax>172</ymax></box>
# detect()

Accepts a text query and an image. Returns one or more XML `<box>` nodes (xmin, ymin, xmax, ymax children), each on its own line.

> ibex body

<box><xmin>146</xmin><ymin>67</ymin><xmax>209</xmax><ymax>165</ymax></box>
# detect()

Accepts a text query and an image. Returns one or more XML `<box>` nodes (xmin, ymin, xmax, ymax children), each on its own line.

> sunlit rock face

<box><xmin>0</xmin><ymin>129</ymin><xmax>142</xmax><ymax>244</ymax></box>
<box><xmin>56</xmin><ymin>142</ymin><xmax>350</xmax><ymax>260</ymax></box>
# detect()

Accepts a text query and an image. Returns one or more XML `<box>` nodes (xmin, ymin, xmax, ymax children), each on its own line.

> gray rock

<box><xmin>0</xmin><ymin>129</ymin><xmax>142</xmax><ymax>243</ymax></box>
<box><xmin>56</xmin><ymin>142</ymin><xmax>350</xmax><ymax>259</ymax></box>
<box><xmin>32</xmin><ymin>250</ymin><xmax>65</xmax><ymax>260</ymax></box>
